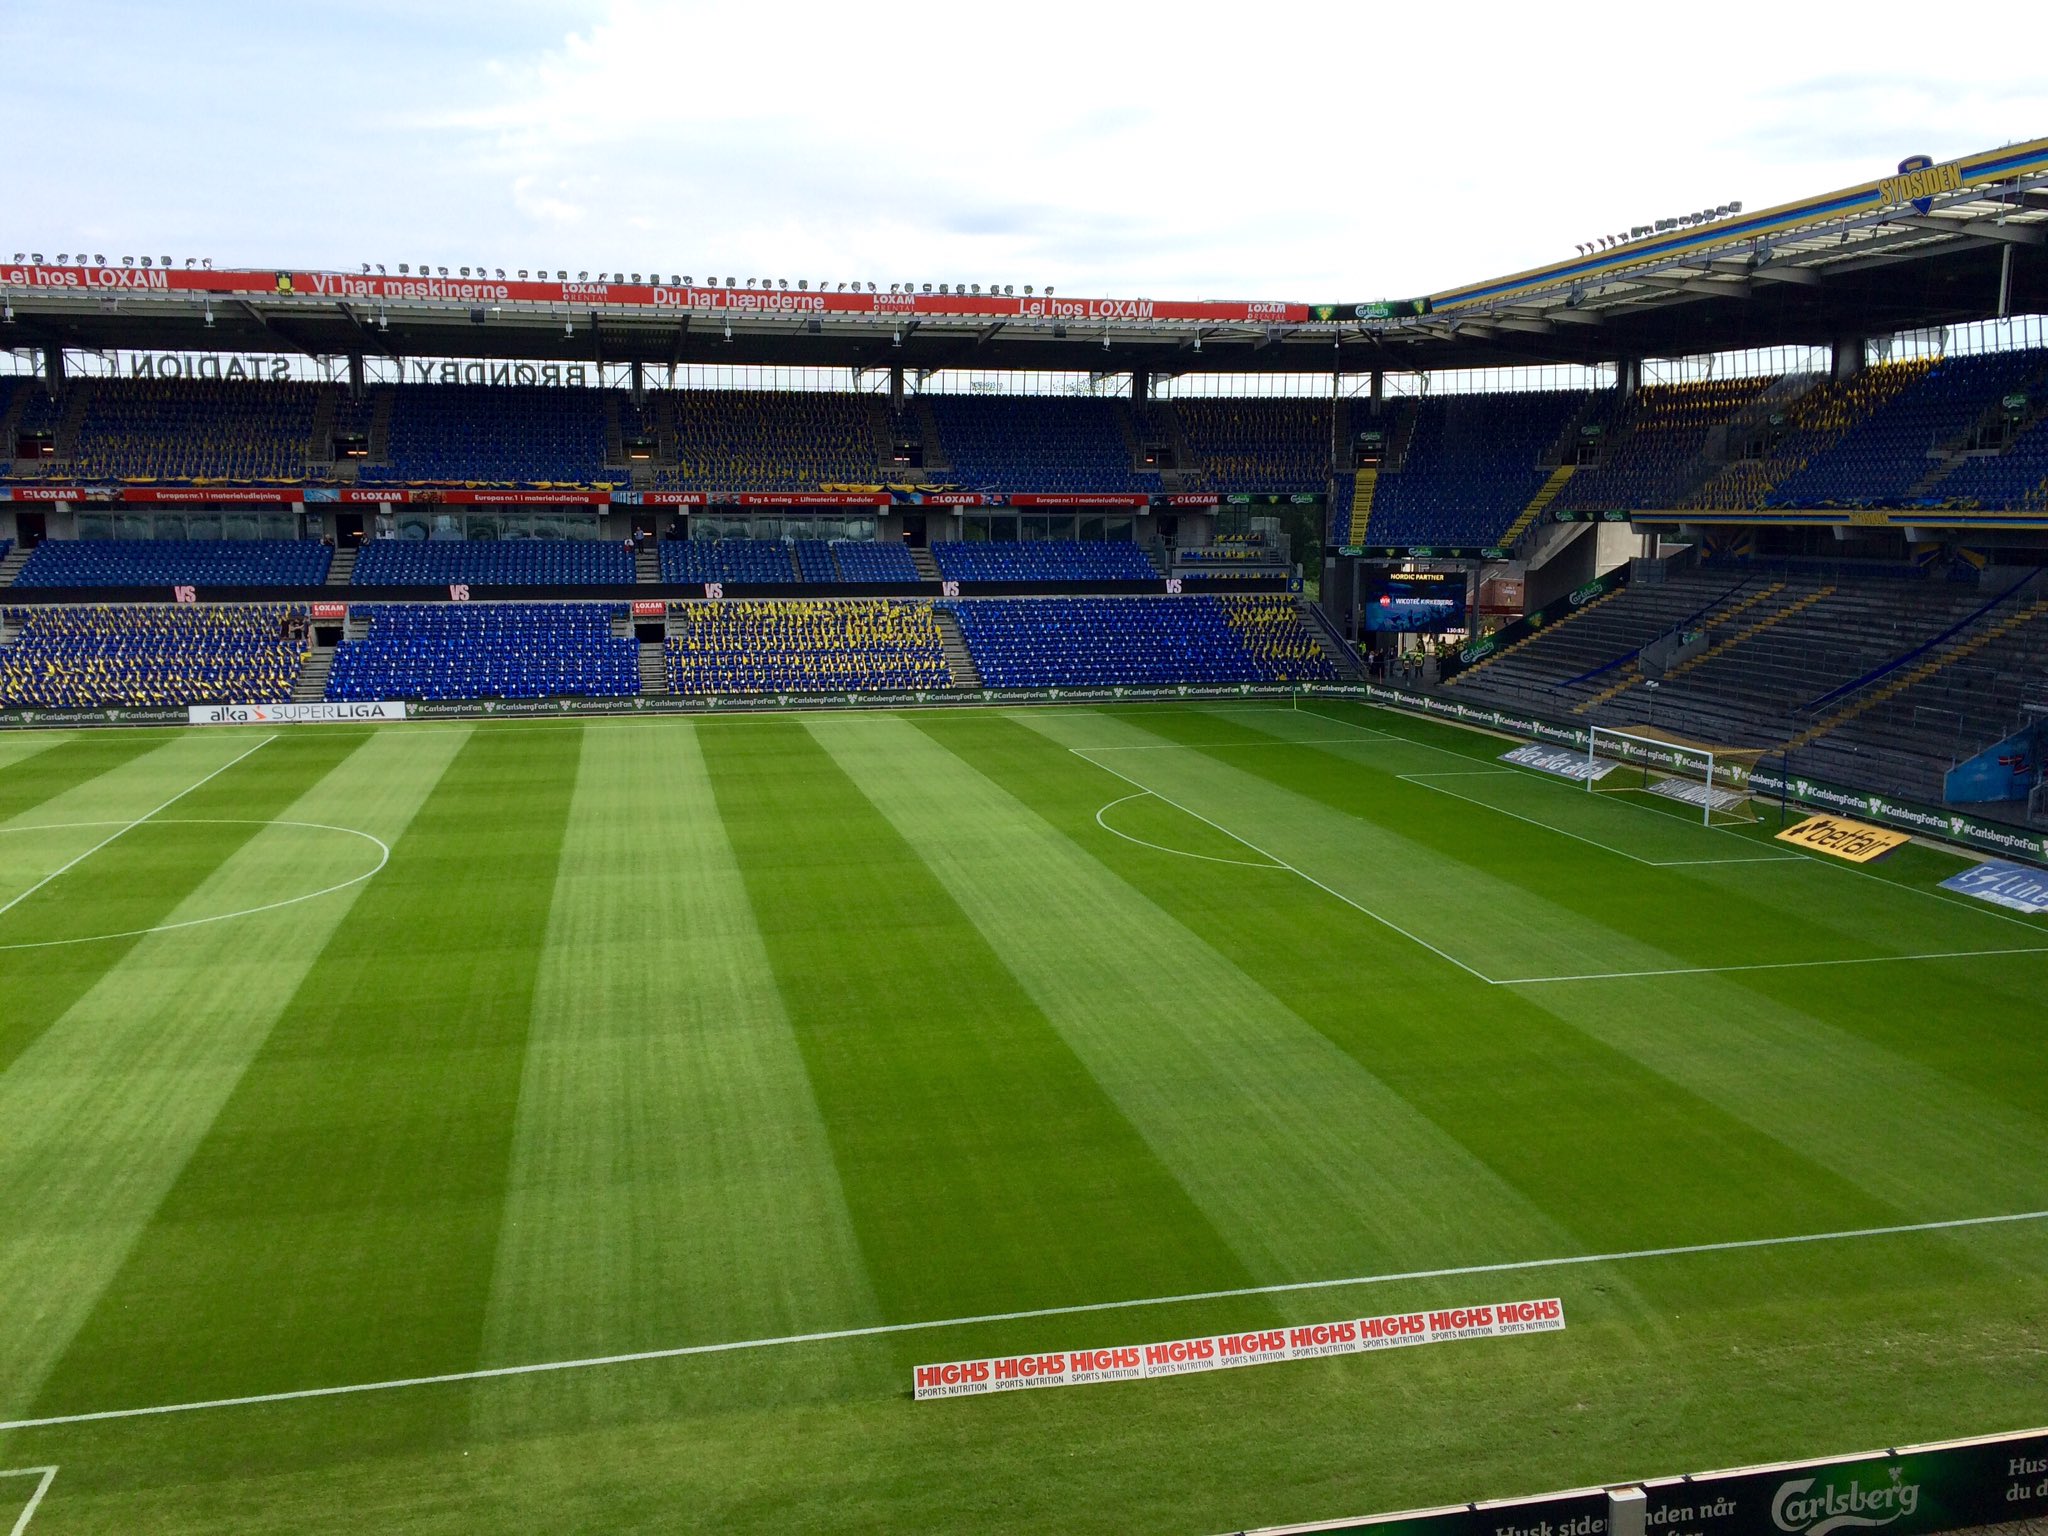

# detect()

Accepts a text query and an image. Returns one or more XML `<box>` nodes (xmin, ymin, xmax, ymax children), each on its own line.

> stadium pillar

<box><xmin>40</xmin><ymin>345</ymin><xmax>64</xmax><ymax>392</ymax></box>
<box><xmin>889</xmin><ymin>364</ymin><xmax>905</xmax><ymax>412</ymax></box>
<box><xmin>1369</xmin><ymin>369</ymin><xmax>1384</xmax><ymax>414</ymax></box>
<box><xmin>1832</xmin><ymin>333</ymin><xmax>1866</xmax><ymax>384</ymax></box>
<box><xmin>630</xmin><ymin>359</ymin><xmax>644</xmax><ymax>401</ymax></box>
<box><xmin>347</xmin><ymin>352</ymin><xmax>364</xmax><ymax>396</ymax></box>
<box><xmin>1616</xmin><ymin>354</ymin><xmax>1640</xmax><ymax>396</ymax></box>
<box><xmin>1132</xmin><ymin>369</ymin><xmax>1150</xmax><ymax>403</ymax></box>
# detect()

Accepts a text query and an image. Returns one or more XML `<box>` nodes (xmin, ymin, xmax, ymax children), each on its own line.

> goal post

<box><xmin>1584</xmin><ymin>725</ymin><xmax>1763</xmax><ymax>826</ymax></box>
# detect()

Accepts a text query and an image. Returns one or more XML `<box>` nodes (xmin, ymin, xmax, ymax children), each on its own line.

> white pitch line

<box><xmin>1076</xmin><ymin>738</ymin><xmax>1367</xmax><ymax>753</ymax></box>
<box><xmin>1070</xmin><ymin>748</ymin><xmax>1498</xmax><ymax>984</ymax></box>
<box><xmin>0</xmin><ymin>735</ymin><xmax>276</xmax><ymax>924</ymax></box>
<box><xmin>1499</xmin><ymin>944</ymin><xmax>2048</xmax><ymax>986</ymax></box>
<box><xmin>0</xmin><ymin>1468</ymin><xmax>56</xmax><ymax>1536</ymax></box>
<box><xmin>1093</xmin><ymin>792</ymin><xmax>1288</xmax><ymax>869</ymax></box>
<box><xmin>3</xmin><ymin>1211</ymin><xmax>2044</xmax><ymax>1434</ymax></box>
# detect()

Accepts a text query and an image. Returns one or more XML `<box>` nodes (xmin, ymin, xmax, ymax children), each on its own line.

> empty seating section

<box><xmin>665</xmin><ymin>600</ymin><xmax>947</xmax><ymax>694</ymax></box>
<box><xmin>69</xmin><ymin>380</ymin><xmax>324</xmax><ymax>482</ymax></box>
<box><xmin>1368</xmin><ymin>391</ymin><xmax>1585</xmax><ymax>545</ymax></box>
<box><xmin>359</xmin><ymin>387</ymin><xmax>612</xmax><ymax>485</ymax></box>
<box><xmin>1555</xmin><ymin>379</ymin><xmax>1774</xmax><ymax>512</ymax></box>
<box><xmin>660</xmin><ymin>539</ymin><xmax>796</xmax><ymax>584</ymax></box>
<box><xmin>662</xmin><ymin>391</ymin><xmax>881</xmax><ymax>490</ymax></box>
<box><xmin>14</xmin><ymin>538</ymin><xmax>331</xmax><ymax>588</ymax></box>
<box><xmin>948</xmin><ymin>595</ymin><xmax>1333</xmax><ymax>687</ymax></box>
<box><xmin>831</xmin><ymin>541</ymin><xmax>920</xmax><ymax>582</ymax></box>
<box><xmin>1173</xmin><ymin>399</ymin><xmax>1330</xmax><ymax>491</ymax></box>
<box><xmin>931</xmin><ymin>540</ymin><xmax>1155</xmax><ymax>582</ymax></box>
<box><xmin>1765</xmin><ymin>351</ymin><xmax>2048</xmax><ymax>507</ymax></box>
<box><xmin>1679</xmin><ymin>362</ymin><xmax>1933</xmax><ymax>511</ymax></box>
<box><xmin>792</xmin><ymin>540</ymin><xmax>836</xmax><ymax>581</ymax></box>
<box><xmin>326</xmin><ymin>604</ymin><xmax>636</xmax><ymax>700</ymax></box>
<box><xmin>350</xmin><ymin>538</ymin><xmax>633</xmax><ymax>587</ymax></box>
<box><xmin>0</xmin><ymin>604</ymin><xmax>305</xmax><ymax>707</ymax></box>
<box><xmin>1936</xmin><ymin>413</ymin><xmax>2048</xmax><ymax>510</ymax></box>
<box><xmin>925</xmin><ymin>396</ymin><xmax>1153</xmax><ymax>492</ymax></box>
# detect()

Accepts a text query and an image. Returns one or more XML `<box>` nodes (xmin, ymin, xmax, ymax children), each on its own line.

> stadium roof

<box><xmin>4</xmin><ymin>138</ymin><xmax>2044</xmax><ymax>380</ymax></box>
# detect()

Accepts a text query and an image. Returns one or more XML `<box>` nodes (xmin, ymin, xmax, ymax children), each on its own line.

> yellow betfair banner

<box><xmin>1775</xmin><ymin>814</ymin><xmax>1912</xmax><ymax>863</ymax></box>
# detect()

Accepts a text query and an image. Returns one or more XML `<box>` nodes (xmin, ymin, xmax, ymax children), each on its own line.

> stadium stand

<box><xmin>924</xmin><ymin>396</ymin><xmax>1156</xmax><ymax>492</ymax></box>
<box><xmin>665</xmin><ymin>599</ymin><xmax>949</xmax><ymax>694</ymax></box>
<box><xmin>66</xmin><ymin>379</ymin><xmax>325</xmax><ymax>483</ymax></box>
<box><xmin>931</xmin><ymin>540</ymin><xmax>1156</xmax><ymax>583</ymax></box>
<box><xmin>948</xmin><ymin>595</ymin><xmax>1335</xmax><ymax>687</ymax></box>
<box><xmin>1764</xmin><ymin>350</ymin><xmax>2048</xmax><ymax>507</ymax></box>
<box><xmin>662</xmin><ymin>390</ymin><xmax>883</xmax><ymax>490</ymax></box>
<box><xmin>659</xmin><ymin>538</ymin><xmax>797</xmax><ymax>584</ymax></box>
<box><xmin>350</xmin><ymin>538</ymin><xmax>633</xmax><ymax>587</ymax></box>
<box><xmin>1933</xmin><ymin>410</ymin><xmax>2048</xmax><ymax>510</ymax></box>
<box><xmin>0</xmin><ymin>603</ymin><xmax>306</xmax><ymax>707</ymax></box>
<box><xmin>1365</xmin><ymin>390</ymin><xmax>1586</xmax><ymax>546</ymax></box>
<box><xmin>1677</xmin><ymin>361</ymin><xmax>1934</xmax><ymax>511</ymax></box>
<box><xmin>358</xmin><ymin>386</ymin><xmax>614</xmax><ymax>485</ymax></box>
<box><xmin>326</xmin><ymin>603</ymin><xmax>637</xmax><ymax>700</ymax></box>
<box><xmin>1555</xmin><ymin>378</ymin><xmax>1775</xmax><ymax>512</ymax></box>
<box><xmin>12</xmin><ymin>538</ymin><xmax>332</xmax><ymax>589</ymax></box>
<box><xmin>830</xmin><ymin>540</ymin><xmax>921</xmax><ymax>583</ymax></box>
<box><xmin>1171</xmin><ymin>398</ymin><xmax>1331</xmax><ymax>492</ymax></box>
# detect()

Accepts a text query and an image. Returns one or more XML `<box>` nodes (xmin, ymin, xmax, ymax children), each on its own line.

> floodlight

<box><xmin>378</xmin><ymin>309</ymin><xmax>388</xmax><ymax>330</ymax></box>
<box><xmin>437</xmin><ymin>266</ymin><xmax>448</xmax><ymax>277</ymax></box>
<box><xmin>361</xmin><ymin>263</ymin><xmax>371</xmax><ymax>274</ymax></box>
<box><xmin>122</xmin><ymin>256</ymin><xmax>134</xmax><ymax>267</ymax></box>
<box><xmin>518</xmin><ymin>269</ymin><xmax>528</xmax><ymax>279</ymax></box>
<box><xmin>866</xmin><ymin>282</ymin><xmax>876</xmax><ymax>293</ymax></box>
<box><xmin>579</xmin><ymin>270</ymin><xmax>589</xmax><ymax>281</ymax></box>
<box><xmin>777</xmin><ymin>278</ymin><xmax>788</xmax><ymax>290</ymax></box>
<box><xmin>892</xmin><ymin>329</ymin><xmax>902</xmax><ymax>346</ymax></box>
<box><xmin>1044</xmin><ymin>287</ymin><xmax>1054</xmax><ymax>296</ymax></box>
<box><xmin>565</xmin><ymin>318</ymin><xmax>574</xmax><ymax>336</ymax></box>
<box><xmin>1192</xmin><ymin>333</ymin><xmax>1201</xmax><ymax>352</ymax></box>
<box><xmin>798</xmin><ymin>279</ymin><xmax>808</xmax><ymax>291</ymax></box>
<box><xmin>726</xmin><ymin>277</ymin><xmax>736</xmax><ymax>288</ymax></box>
<box><xmin>57</xmin><ymin>254</ymin><xmax>68</xmax><ymax>264</ymax></box>
<box><xmin>496</xmin><ymin>268</ymin><xmax>505</xmax><ymax>279</ymax></box>
<box><xmin>377</xmin><ymin>264</ymin><xmax>386</xmax><ymax>275</ymax></box>
<box><xmin>460</xmin><ymin>267</ymin><xmax>471</xmax><ymax>277</ymax></box>
<box><xmin>1</xmin><ymin>301</ymin><xmax>11</xmax><ymax>323</ymax></box>
<box><xmin>400</xmin><ymin>263</ymin><xmax>411</xmax><ymax>274</ymax></box>
<box><xmin>682</xmin><ymin>275</ymin><xmax>693</xmax><ymax>285</ymax></box>
<box><xmin>203</xmin><ymin>258</ymin><xmax>213</xmax><ymax>269</ymax></box>
<box><xmin>923</xmin><ymin>283</ymin><xmax>933</xmax><ymax>293</ymax></box>
<box><xmin>160</xmin><ymin>255</ymin><xmax>170</xmax><ymax>268</ymax></box>
<box><xmin>971</xmin><ymin>284</ymin><xmax>981</xmax><ymax>295</ymax></box>
<box><xmin>1004</xmin><ymin>285</ymin><xmax>1013</xmax><ymax>295</ymax></box>
<box><xmin>1024</xmin><ymin>285</ymin><xmax>1033</xmax><ymax>295</ymax></box>
<box><xmin>631</xmin><ymin>273</ymin><xmax>641</xmax><ymax>283</ymax></box>
<box><xmin>97</xmin><ymin>255</ymin><xmax>107</xmax><ymax>266</ymax></box>
<box><xmin>724</xmin><ymin>320</ymin><xmax>733</xmax><ymax>341</ymax></box>
<box><xmin>203</xmin><ymin>301</ymin><xmax>214</xmax><ymax>327</ymax></box>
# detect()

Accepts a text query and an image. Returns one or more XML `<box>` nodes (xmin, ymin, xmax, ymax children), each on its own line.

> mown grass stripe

<box><xmin>816</xmin><ymin>712</ymin><xmax>1575</xmax><ymax>1292</ymax></box>
<box><xmin>0</xmin><ymin>726</ymin><xmax>470</xmax><ymax>1419</ymax></box>
<box><xmin>697</xmin><ymin>716</ymin><xmax>1261</xmax><ymax>1326</ymax></box>
<box><xmin>26</xmin><ymin>725</ymin><xmax>577</xmax><ymax>1416</ymax></box>
<box><xmin>481</xmin><ymin>722</ymin><xmax>878</xmax><ymax>1419</ymax></box>
<box><xmin>0</xmin><ymin>733</ymin><xmax>163</xmax><ymax>826</ymax></box>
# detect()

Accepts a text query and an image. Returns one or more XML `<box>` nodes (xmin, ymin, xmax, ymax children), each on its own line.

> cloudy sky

<box><xmin>13</xmin><ymin>0</ymin><xmax>2047</xmax><ymax>303</ymax></box>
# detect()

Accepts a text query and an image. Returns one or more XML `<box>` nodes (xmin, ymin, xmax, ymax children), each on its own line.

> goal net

<box><xmin>1585</xmin><ymin>725</ymin><xmax>1764</xmax><ymax>825</ymax></box>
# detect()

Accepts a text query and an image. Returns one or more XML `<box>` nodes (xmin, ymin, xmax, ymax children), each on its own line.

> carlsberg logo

<box><xmin>1771</xmin><ymin>1468</ymin><xmax>1920</xmax><ymax>1536</ymax></box>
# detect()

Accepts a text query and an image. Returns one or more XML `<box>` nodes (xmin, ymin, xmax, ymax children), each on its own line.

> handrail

<box><xmin>1799</xmin><ymin>566</ymin><xmax>2043</xmax><ymax>714</ymax></box>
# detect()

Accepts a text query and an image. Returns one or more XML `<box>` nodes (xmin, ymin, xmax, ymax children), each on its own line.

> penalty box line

<box><xmin>3</xmin><ymin>1211</ymin><xmax>2044</xmax><ymax>1435</ymax></box>
<box><xmin>0</xmin><ymin>1468</ymin><xmax>56</xmax><ymax>1536</ymax></box>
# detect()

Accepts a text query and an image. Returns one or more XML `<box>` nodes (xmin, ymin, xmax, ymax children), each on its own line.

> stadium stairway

<box><xmin>1445</xmin><ymin>581</ymin><xmax>1629</xmax><ymax>689</ymax></box>
<box><xmin>0</xmin><ymin>546</ymin><xmax>29</xmax><ymax>588</ymax></box>
<box><xmin>935</xmin><ymin>607</ymin><xmax>981</xmax><ymax>688</ymax></box>
<box><xmin>912</xmin><ymin>547</ymin><xmax>940</xmax><ymax>580</ymax></box>
<box><xmin>1300</xmin><ymin>599</ymin><xmax>1365</xmax><ymax>679</ymax></box>
<box><xmin>1350</xmin><ymin>467</ymin><xmax>1378</xmax><ymax>541</ymax></box>
<box><xmin>639</xmin><ymin>640</ymin><xmax>669</xmax><ymax>694</ymax></box>
<box><xmin>636</xmin><ymin>545</ymin><xmax>661</xmax><ymax>584</ymax></box>
<box><xmin>1571</xmin><ymin>581</ymin><xmax>1789</xmax><ymax>713</ymax></box>
<box><xmin>292</xmin><ymin>647</ymin><xmax>334</xmax><ymax>702</ymax></box>
<box><xmin>1498</xmin><ymin>464</ymin><xmax>1576</xmax><ymax>549</ymax></box>
<box><xmin>324</xmin><ymin>547</ymin><xmax>355</xmax><ymax>585</ymax></box>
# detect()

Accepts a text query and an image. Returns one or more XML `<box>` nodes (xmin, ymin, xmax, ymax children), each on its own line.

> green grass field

<box><xmin>1</xmin><ymin>698</ymin><xmax>2044</xmax><ymax>1535</ymax></box>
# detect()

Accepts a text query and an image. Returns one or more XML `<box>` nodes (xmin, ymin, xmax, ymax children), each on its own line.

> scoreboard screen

<box><xmin>1365</xmin><ymin>571</ymin><xmax>1466</xmax><ymax>633</ymax></box>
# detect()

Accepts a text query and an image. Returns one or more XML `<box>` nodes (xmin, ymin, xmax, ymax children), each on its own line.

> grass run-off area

<box><xmin>0</xmin><ymin>698</ymin><xmax>2044</xmax><ymax>1535</ymax></box>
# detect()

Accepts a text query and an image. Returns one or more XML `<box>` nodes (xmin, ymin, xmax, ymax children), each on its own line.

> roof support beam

<box><xmin>1894</xmin><ymin>214</ymin><xmax>2045</xmax><ymax>246</ymax></box>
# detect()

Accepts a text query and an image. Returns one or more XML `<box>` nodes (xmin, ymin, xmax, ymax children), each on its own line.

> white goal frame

<box><xmin>1585</xmin><ymin>725</ymin><xmax>1756</xmax><ymax>825</ymax></box>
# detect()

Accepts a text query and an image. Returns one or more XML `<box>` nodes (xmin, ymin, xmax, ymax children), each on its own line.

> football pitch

<box><xmin>1</xmin><ymin>698</ymin><xmax>2044</xmax><ymax>1535</ymax></box>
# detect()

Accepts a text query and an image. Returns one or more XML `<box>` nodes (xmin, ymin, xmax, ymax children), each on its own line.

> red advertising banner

<box><xmin>1167</xmin><ymin>492</ymin><xmax>1222</xmax><ymax>507</ymax></box>
<box><xmin>640</xmin><ymin>492</ymin><xmax>708</xmax><ymax>506</ymax></box>
<box><xmin>917</xmin><ymin>493</ymin><xmax>987</xmax><ymax>507</ymax></box>
<box><xmin>309</xmin><ymin>601</ymin><xmax>349</xmax><ymax>620</ymax></box>
<box><xmin>733</xmin><ymin>492</ymin><xmax>891</xmax><ymax>507</ymax></box>
<box><xmin>1008</xmin><ymin>493</ymin><xmax>1150</xmax><ymax>508</ymax></box>
<box><xmin>2</xmin><ymin>486</ymin><xmax>99</xmax><ymax>502</ymax></box>
<box><xmin>913</xmin><ymin>1298</ymin><xmax>1564</xmax><ymax>1401</ymax></box>
<box><xmin>0</xmin><ymin>262</ymin><xmax>1312</xmax><ymax>326</ymax></box>
<box><xmin>630</xmin><ymin>600</ymin><xmax>667</xmax><ymax>617</ymax></box>
<box><xmin>120</xmin><ymin>486</ymin><xmax>304</xmax><ymax>504</ymax></box>
<box><xmin>332</xmin><ymin>488</ymin><xmax>611</xmax><ymax>506</ymax></box>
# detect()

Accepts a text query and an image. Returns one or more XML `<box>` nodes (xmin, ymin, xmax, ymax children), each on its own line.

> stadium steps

<box><xmin>366</xmin><ymin>388</ymin><xmax>396</xmax><ymax>464</ymax></box>
<box><xmin>1784</xmin><ymin>595</ymin><xmax>2048</xmax><ymax>753</ymax></box>
<box><xmin>635</xmin><ymin>546</ymin><xmax>661</xmax><ymax>585</ymax></box>
<box><xmin>1349</xmin><ymin>467</ymin><xmax>1379</xmax><ymax>542</ymax></box>
<box><xmin>638</xmin><ymin>640</ymin><xmax>670</xmax><ymax>695</ymax></box>
<box><xmin>911</xmin><ymin>547</ymin><xmax>940</xmax><ymax>580</ymax></box>
<box><xmin>1565</xmin><ymin>578</ymin><xmax>1786</xmax><ymax>714</ymax></box>
<box><xmin>934</xmin><ymin>608</ymin><xmax>981</xmax><ymax>688</ymax></box>
<box><xmin>292</xmin><ymin>648</ymin><xmax>333</xmax><ymax>703</ymax></box>
<box><xmin>325</xmin><ymin>547</ymin><xmax>356</xmax><ymax>586</ymax></box>
<box><xmin>306</xmin><ymin>386</ymin><xmax>340</xmax><ymax>476</ymax></box>
<box><xmin>912</xmin><ymin>396</ymin><xmax>951</xmax><ymax>472</ymax></box>
<box><xmin>1111</xmin><ymin>400</ymin><xmax>1149</xmax><ymax>473</ymax></box>
<box><xmin>1447</xmin><ymin>583</ymin><xmax>1626</xmax><ymax>688</ymax></box>
<box><xmin>0</xmin><ymin>547</ymin><xmax>29</xmax><ymax>588</ymax></box>
<box><xmin>1299</xmin><ymin>600</ymin><xmax>1364</xmax><ymax>680</ymax></box>
<box><xmin>0</xmin><ymin>382</ymin><xmax>30</xmax><ymax>452</ymax></box>
<box><xmin>1659</xmin><ymin>585</ymin><xmax>1834</xmax><ymax>685</ymax></box>
<box><xmin>54</xmin><ymin>382</ymin><xmax>91</xmax><ymax>459</ymax></box>
<box><xmin>1499</xmin><ymin>464</ymin><xmax>1576</xmax><ymax>549</ymax></box>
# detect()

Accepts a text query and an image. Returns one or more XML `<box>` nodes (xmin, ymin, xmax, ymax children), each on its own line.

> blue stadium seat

<box><xmin>326</xmin><ymin>604</ymin><xmax>637</xmax><ymax>700</ymax></box>
<box><xmin>0</xmin><ymin>604</ymin><xmax>307</xmax><ymax>707</ymax></box>
<box><xmin>930</xmin><ymin>540</ymin><xmax>1155</xmax><ymax>582</ymax></box>
<box><xmin>947</xmin><ymin>595</ymin><xmax>1333</xmax><ymax>686</ymax></box>
<box><xmin>350</xmin><ymin>539</ymin><xmax>633</xmax><ymax>587</ymax></box>
<box><xmin>831</xmin><ymin>541</ymin><xmax>921</xmax><ymax>583</ymax></box>
<box><xmin>13</xmin><ymin>539</ymin><xmax>331</xmax><ymax>589</ymax></box>
<box><xmin>659</xmin><ymin>539</ymin><xmax>797</xmax><ymax>584</ymax></box>
<box><xmin>356</xmin><ymin>386</ymin><xmax>615</xmax><ymax>485</ymax></box>
<box><xmin>925</xmin><ymin>396</ymin><xmax>1157</xmax><ymax>493</ymax></box>
<box><xmin>1368</xmin><ymin>391</ymin><xmax>1587</xmax><ymax>545</ymax></box>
